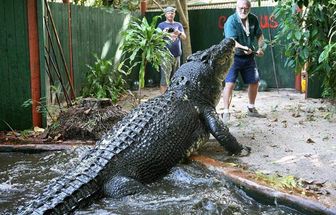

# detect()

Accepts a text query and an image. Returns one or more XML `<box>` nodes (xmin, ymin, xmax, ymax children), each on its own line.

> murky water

<box><xmin>0</xmin><ymin>149</ymin><xmax>301</xmax><ymax>214</ymax></box>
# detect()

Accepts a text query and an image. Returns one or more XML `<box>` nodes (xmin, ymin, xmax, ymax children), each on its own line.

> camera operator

<box><xmin>157</xmin><ymin>6</ymin><xmax>186</xmax><ymax>94</ymax></box>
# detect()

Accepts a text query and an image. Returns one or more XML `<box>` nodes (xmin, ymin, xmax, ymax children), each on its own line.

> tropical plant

<box><xmin>72</xmin><ymin>0</ymin><xmax>139</xmax><ymax>11</ymax></box>
<box><xmin>116</xmin><ymin>0</ymin><xmax>139</xmax><ymax>11</ymax></box>
<box><xmin>22</xmin><ymin>97</ymin><xmax>58</xmax><ymax>122</ymax></box>
<box><xmin>118</xmin><ymin>15</ymin><xmax>173</xmax><ymax>91</ymax></box>
<box><xmin>81</xmin><ymin>54</ymin><xmax>127</xmax><ymax>103</ymax></box>
<box><xmin>273</xmin><ymin>0</ymin><xmax>336</xmax><ymax>98</ymax></box>
<box><xmin>318</xmin><ymin>11</ymin><xmax>336</xmax><ymax>98</ymax></box>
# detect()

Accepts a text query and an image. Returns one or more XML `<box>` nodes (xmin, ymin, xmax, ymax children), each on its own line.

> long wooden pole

<box><xmin>27</xmin><ymin>0</ymin><xmax>42</xmax><ymax>127</ymax></box>
<box><xmin>45</xmin><ymin>0</ymin><xmax>75</xmax><ymax>100</ymax></box>
<box><xmin>44</xmin><ymin>19</ymin><xmax>72</xmax><ymax>106</ymax></box>
<box><xmin>67</xmin><ymin>1</ymin><xmax>74</xmax><ymax>98</ymax></box>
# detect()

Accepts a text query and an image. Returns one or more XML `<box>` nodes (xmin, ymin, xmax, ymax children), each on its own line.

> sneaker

<box><xmin>247</xmin><ymin>107</ymin><xmax>266</xmax><ymax>118</ymax></box>
<box><xmin>220</xmin><ymin>112</ymin><xmax>231</xmax><ymax>124</ymax></box>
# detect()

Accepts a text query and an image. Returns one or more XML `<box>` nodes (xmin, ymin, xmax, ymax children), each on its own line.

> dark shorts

<box><xmin>225</xmin><ymin>55</ymin><xmax>259</xmax><ymax>84</ymax></box>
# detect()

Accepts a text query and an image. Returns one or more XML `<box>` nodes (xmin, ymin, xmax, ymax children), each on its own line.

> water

<box><xmin>0</xmin><ymin>149</ymin><xmax>301</xmax><ymax>215</ymax></box>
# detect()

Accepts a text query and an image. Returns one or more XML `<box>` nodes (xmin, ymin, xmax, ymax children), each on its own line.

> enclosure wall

<box><xmin>48</xmin><ymin>3</ymin><xmax>128</xmax><ymax>95</ymax></box>
<box><xmin>1</xmin><ymin>0</ymin><xmax>34</xmax><ymax>130</ymax></box>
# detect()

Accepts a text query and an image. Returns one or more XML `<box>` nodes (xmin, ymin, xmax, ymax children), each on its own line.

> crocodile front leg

<box><xmin>202</xmin><ymin>106</ymin><xmax>249</xmax><ymax>155</ymax></box>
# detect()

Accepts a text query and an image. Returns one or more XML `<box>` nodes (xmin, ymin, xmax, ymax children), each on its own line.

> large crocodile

<box><xmin>19</xmin><ymin>38</ymin><xmax>248</xmax><ymax>214</ymax></box>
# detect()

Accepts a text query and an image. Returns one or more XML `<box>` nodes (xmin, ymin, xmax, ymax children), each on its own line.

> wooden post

<box><xmin>295</xmin><ymin>74</ymin><xmax>301</xmax><ymax>92</ymax></box>
<box><xmin>140</xmin><ymin>0</ymin><xmax>147</xmax><ymax>16</ymax></box>
<box><xmin>66</xmin><ymin>0</ymin><xmax>74</xmax><ymax>98</ymax></box>
<box><xmin>27</xmin><ymin>0</ymin><xmax>42</xmax><ymax>128</ymax></box>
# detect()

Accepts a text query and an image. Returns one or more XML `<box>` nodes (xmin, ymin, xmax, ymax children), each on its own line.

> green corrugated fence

<box><xmin>0</xmin><ymin>2</ymin><xmax>129</xmax><ymax>130</ymax></box>
<box><xmin>0</xmin><ymin>0</ymin><xmax>33</xmax><ymax>130</ymax></box>
<box><xmin>47</xmin><ymin>3</ymin><xmax>129</xmax><ymax>96</ymax></box>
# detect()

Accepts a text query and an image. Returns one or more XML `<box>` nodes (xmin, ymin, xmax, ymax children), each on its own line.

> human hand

<box><xmin>256</xmin><ymin>48</ymin><xmax>264</xmax><ymax>57</ymax></box>
<box><xmin>164</xmin><ymin>28</ymin><xmax>178</xmax><ymax>40</ymax></box>
<box><xmin>172</xmin><ymin>29</ymin><xmax>182</xmax><ymax>38</ymax></box>
<box><xmin>243</xmin><ymin>46</ymin><xmax>253</xmax><ymax>55</ymax></box>
<box><xmin>170</xmin><ymin>32</ymin><xmax>179</xmax><ymax>40</ymax></box>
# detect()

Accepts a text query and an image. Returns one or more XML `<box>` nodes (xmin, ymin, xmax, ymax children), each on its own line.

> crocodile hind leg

<box><xmin>103</xmin><ymin>175</ymin><xmax>149</xmax><ymax>198</ymax></box>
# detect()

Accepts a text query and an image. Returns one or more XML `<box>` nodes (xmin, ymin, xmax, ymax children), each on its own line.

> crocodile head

<box><xmin>210</xmin><ymin>38</ymin><xmax>235</xmax><ymax>75</ymax></box>
<box><xmin>201</xmin><ymin>38</ymin><xmax>235</xmax><ymax>106</ymax></box>
<box><xmin>169</xmin><ymin>38</ymin><xmax>235</xmax><ymax>106</ymax></box>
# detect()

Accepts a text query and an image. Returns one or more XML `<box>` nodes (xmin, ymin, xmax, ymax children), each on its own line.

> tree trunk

<box><xmin>175</xmin><ymin>0</ymin><xmax>192</xmax><ymax>62</ymax></box>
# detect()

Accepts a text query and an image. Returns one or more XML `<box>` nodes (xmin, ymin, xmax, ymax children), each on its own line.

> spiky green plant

<box><xmin>81</xmin><ymin>54</ymin><xmax>126</xmax><ymax>103</ymax></box>
<box><xmin>118</xmin><ymin>15</ymin><xmax>173</xmax><ymax>90</ymax></box>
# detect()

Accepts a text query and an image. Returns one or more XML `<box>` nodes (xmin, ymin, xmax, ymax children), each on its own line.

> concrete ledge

<box><xmin>0</xmin><ymin>136</ymin><xmax>94</xmax><ymax>152</ymax></box>
<box><xmin>190</xmin><ymin>155</ymin><xmax>336</xmax><ymax>215</ymax></box>
<box><xmin>0</xmin><ymin>143</ymin><xmax>94</xmax><ymax>153</ymax></box>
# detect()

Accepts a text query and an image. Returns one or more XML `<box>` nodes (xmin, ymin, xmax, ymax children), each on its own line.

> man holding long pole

<box><xmin>221</xmin><ymin>0</ymin><xmax>266</xmax><ymax>123</ymax></box>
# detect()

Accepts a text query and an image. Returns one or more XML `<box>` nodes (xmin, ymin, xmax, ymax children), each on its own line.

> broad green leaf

<box><xmin>319</xmin><ymin>47</ymin><xmax>330</xmax><ymax>63</ymax></box>
<box><xmin>294</xmin><ymin>32</ymin><xmax>301</xmax><ymax>40</ymax></box>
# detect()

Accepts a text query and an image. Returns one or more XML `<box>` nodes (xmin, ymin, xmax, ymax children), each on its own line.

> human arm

<box><xmin>254</xmin><ymin>15</ymin><xmax>265</xmax><ymax>57</ymax></box>
<box><xmin>224</xmin><ymin>15</ymin><xmax>252</xmax><ymax>55</ymax></box>
<box><xmin>174</xmin><ymin>29</ymin><xmax>186</xmax><ymax>40</ymax></box>
<box><xmin>233</xmin><ymin>39</ymin><xmax>253</xmax><ymax>55</ymax></box>
<box><xmin>173</xmin><ymin>23</ymin><xmax>186</xmax><ymax>40</ymax></box>
<box><xmin>255</xmin><ymin>34</ymin><xmax>265</xmax><ymax>57</ymax></box>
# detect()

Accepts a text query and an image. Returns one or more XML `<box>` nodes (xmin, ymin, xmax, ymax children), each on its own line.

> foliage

<box><xmin>118</xmin><ymin>15</ymin><xmax>173</xmax><ymax>89</ymax></box>
<box><xmin>72</xmin><ymin>0</ymin><xmax>139</xmax><ymax>11</ymax></box>
<box><xmin>116</xmin><ymin>0</ymin><xmax>139</xmax><ymax>11</ymax></box>
<box><xmin>73</xmin><ymin>0</ymin><xmax>106</xmax><ymax>7</ymax></box>
<box><xmin>318</xmin><ymin>11</ymin><xmax>336</xmax><ymax>98</ymax></box>
<box><xmin>255</xmin><ymin>172</ymin><xmax>301</xmax><ymax>190</ymax></box>
<box><xmin>81</xmin><ymin>54</ymin><xmax>127</xmax><ymax>103</ymax></box>
<box><xmin>22</xmin><ymin>97</ymin><xmax>57</xmax><ymax>122</ymax></box>
<box><xmin>273</xmin><ymin>0</ymin><xmax>336</xmax><ymax>98</ymax></box>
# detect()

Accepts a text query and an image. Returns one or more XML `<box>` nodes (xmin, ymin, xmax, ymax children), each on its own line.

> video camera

<box><xmin>167</xmin><ymin>28</ymin><xmax>175</xmax><ymax>33</ymax></box>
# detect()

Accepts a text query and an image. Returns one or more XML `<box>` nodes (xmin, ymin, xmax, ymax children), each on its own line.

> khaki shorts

<box><xmin>160</xmin><ymin>56</ymin><xmax>180</xmax><ymax>86</ymax></box>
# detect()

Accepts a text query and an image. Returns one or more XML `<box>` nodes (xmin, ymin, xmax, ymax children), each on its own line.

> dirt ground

<box><xmin>138</xmin><ymin>87</ymin><xmax>336</xmax><ymax>208</ymax></box>
<box><xmin>216</xmin><ymin>88</ymin><xmax>336</xmax><ymax>206</ymax></box>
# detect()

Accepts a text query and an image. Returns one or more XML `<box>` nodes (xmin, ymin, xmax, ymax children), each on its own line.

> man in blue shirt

<box><xmin>221</xmin><ymin>0</ymin><xmax>266</xmax><ymax>123</ymax></box>
<box><xmin>158</xmin><ymin>6</ymin><xmax>186</xmax><ymax>94</ymax></box>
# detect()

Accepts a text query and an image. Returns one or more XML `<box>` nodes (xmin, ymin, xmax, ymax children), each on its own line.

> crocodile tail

<box><xmin>19</xmin><ymin>151</ymin><xmax>110</xmax><ymax>214</ymax></box>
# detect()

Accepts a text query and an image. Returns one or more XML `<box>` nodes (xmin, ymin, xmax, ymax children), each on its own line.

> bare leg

<box><xmin>160</xmin><ymin>85</ymin><xmax>167</xmax><ymax>94</ymax></box>
<box><xmin>246</xmin><ymin>81</ymin><xmax>266</xmax><ymax>118</ymax></box>
<box><xmin>223</xmin><ymin>82</ymin><xmax>236</xmax><ymax>109</ymax></box>
<box><xmin>247</xmin><ymin>82</ymin><xmax>259</xmax><ymax>105</ymax></box>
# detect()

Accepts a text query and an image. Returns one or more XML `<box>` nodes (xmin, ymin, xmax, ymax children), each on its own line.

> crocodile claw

<box><xmin>231</xmin><ymin>146</ymin><xmax>251</xmax><ymax>157</ymax></box>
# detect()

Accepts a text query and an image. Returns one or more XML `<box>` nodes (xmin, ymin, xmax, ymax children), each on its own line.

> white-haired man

<box><xmin>221</xmin><ymin>0</ymin><xmax>266</xmax><ymax>123</ymax></box>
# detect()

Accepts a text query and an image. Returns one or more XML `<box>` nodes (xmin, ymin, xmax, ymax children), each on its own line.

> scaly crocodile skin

<box><xmin>19</xmin><ymin>38</ymin><xmax>245</xmax><ymax>215</ymax></box>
